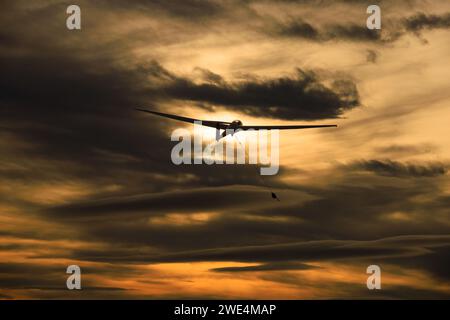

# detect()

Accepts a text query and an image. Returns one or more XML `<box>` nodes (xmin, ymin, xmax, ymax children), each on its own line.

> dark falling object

<box><xmin>271</xmin><ymin>192</ymin><xmax>280</xmax><ymax>201</ymax></box>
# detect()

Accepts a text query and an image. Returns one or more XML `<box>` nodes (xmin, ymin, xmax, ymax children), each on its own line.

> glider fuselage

<box><xmin>219</xmin><ymin>120</ymin><xmax>243</xmax><ymax>139</ymax></box>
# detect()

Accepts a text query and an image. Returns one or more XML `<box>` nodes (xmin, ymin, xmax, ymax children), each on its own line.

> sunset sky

<box><xmin>1</xmin><ymin>0</ymin><xmax>450</xmax><ymax>299</ymax></box>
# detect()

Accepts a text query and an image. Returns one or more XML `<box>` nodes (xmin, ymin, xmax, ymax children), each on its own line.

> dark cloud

<box><xmin>327</xmin><ymin>25</ymin><xmax>381</xmax><ymax>41</ymax></box>
<box><xmin>404</xmin><ymin>12</ymin><xmax>450</xmax><ymax>32</ymax></box>
<box><xmin>36</xmin><ymin>167</ymin><xmax>449</xmax><ymax>257</ymax></box>
<box><xmin>375</xmin><ymin>144</ymin><xmax>437</xmax><ymax>156</ymax></box>
<box><xmin>43</xmin><ymin>186</ymin><xmax>278</xmax><ymax>220</ymax></box>
<box><xmin>151</xmin><ymin>63</ymin><xmax>360</xmax><ymax>120</ymax></box>
<box><xmin>0</xmin><ymin>3</ymin><xmax>208</xmax><ymax>194</ymax></box>
<box><xmin>193</xmin><ymin>67</ymin><xmax>226</xmax><ymax>85</ymax></box>
<box><xmin>277</xmin><ymin>20</ymin><xmax>320</xmax><ymax>39</ymax></box>
<box><xmin>125</xmin><ymin>235</ymin><xmax>450</xmax><ymax>263</ymax></box>
<box><xmin>261</xmin><ymin>272</ymin><xmax>450</xmax><ymax>299</ymax></box>
<box><xmin>211</xmin><ymin>262</ymin><xmax>319</xmax><ymax>272</ymax></box>
<box><xmin>0</xmin><ymin>261</ymin><xmax>149</xmax><ymax>299</ymax></box>
<box><xmin>386</xmin><ymin>245</ymin><xmax>450</xmax><ymax>282</ymax></box>
<box><xmin>276</xmin><ymin>12</ymin><xmax>450</xmax><ymax>44</ymax></box>
<box><xmin>276</xmin><ymin>20</ymin><xmax>382</xmax><ymax>42</ymax></box>
<box><xmin>374</xmin><ymin>285</ymin><xmax>450</xmax><ymax>299</ymax></box>
<box><xmin>351</xmin><ymin>159</ymin><xmax>448</xmax><ymax>177</ymax></box>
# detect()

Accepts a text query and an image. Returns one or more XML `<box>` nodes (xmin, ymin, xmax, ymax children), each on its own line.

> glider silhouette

<box><xmin>136</xmin><ymin>108</ymin><xmax>337</xmax><ymax>140</ymax></box>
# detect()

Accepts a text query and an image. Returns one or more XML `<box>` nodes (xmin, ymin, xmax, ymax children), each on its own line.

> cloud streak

<box><xmin>350</xmin><ymin>159</ymin><xmax>448</xmax><ymax>178</ymax></box>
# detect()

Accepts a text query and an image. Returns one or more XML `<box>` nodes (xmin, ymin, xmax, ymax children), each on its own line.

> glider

<box><xmin>136</xmin><ymin>108</ymin><xmax>337</xmax><ymax>140</ymax></box>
